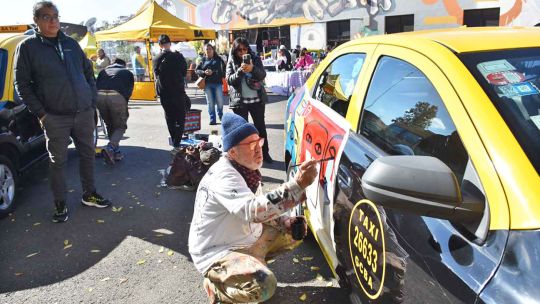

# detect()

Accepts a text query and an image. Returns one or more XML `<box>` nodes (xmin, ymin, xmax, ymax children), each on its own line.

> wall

<box><xmin>173</xmin><ymin>0</ymin><xmax>540</xmax><ymax>45</ymax></box>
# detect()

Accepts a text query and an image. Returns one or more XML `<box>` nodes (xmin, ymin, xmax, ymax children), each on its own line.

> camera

<box><xmin>242</xmin><ymin>53</ymin><xmax>251</xmax><ymax>64</ymax></box>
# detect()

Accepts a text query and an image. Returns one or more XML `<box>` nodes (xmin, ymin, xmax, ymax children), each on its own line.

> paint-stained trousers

<box><xmin>204</xmin><ymin>224</ymin><xmax>300</xmax><ymax>303</ymax></box>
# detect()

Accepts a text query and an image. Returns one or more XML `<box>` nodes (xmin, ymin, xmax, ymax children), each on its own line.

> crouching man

<box><xmin>188</xmin><ymin>113</ymin><xmax>317</xmax><ymax>303</ymax></box>
<box><xmin>96</xmin><ymin>58</ymin><xmax>134</xmax><ymax>164</ymax></box>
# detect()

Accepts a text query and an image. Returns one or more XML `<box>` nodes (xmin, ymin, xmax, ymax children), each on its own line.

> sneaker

<box><xmin>52</xmin><ymin>200</ymin><xmax>68</xmax><ymax>223</ymax></box>
<box><xmin>102</xmin><ymin>145</ymin><xmax>115</xmax><ymax>165</ymax></box>
<box><xmin>81</xmin><ymin>192</ymin><xmax>111</xmax><ymax>208</ymax></box>
<box><xmin>170</xmin><ymin>147</ymin><xmax>181</xmax><ymax>155</ymax></box>
<box><xmin>209</xmin><ymin>121</ymin><xmax>217</xmax><ymax>125</ymax></box>
<box><xmin>114</xmin><ymin>151</ymin><xmax>124</xmax><ymax>161</ymax></box>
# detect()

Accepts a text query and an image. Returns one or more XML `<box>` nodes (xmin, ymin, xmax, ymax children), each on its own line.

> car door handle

<box><xmin>337</xmin><ymin>165</ymin><xmax>353</xmax><ymax>195</ymax></box>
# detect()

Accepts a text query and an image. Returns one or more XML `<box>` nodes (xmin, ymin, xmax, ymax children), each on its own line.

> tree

<box><xmin>392</xmin><ymin>101</ymin><xmax>438</xmax><ymax>129</ymax></box>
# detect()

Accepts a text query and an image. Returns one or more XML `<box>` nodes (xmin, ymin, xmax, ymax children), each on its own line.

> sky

<box><xmin>0</xmin><ymin>0</ymin><xmax>147</xmax><ymax>26</ymax></box>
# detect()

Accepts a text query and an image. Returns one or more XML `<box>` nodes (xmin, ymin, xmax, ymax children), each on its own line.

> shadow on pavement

<box><xmin>0</xmin><ymin>145</ymin><xmax>196</xmax><ymax>293</ymax></box>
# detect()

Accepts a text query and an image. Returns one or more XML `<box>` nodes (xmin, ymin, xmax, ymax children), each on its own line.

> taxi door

<box><xmin>332</xmin><ymin>45</ymin><xmax>509</xmax><ymax>303</ymax></box>
<box><xmin>288</xmin><ymin>44</ymin><xmax>376</xmax><ymax>270</ymax></box>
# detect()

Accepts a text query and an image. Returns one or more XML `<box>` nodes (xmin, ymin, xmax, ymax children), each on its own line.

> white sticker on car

<box><xmin>477</xmin><ymin>59</ymin><xmax>516</xmax><ymax>78</ymax></box>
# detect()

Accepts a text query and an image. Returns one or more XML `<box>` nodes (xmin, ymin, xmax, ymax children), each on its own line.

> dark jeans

<box><xmin>160</xmin><ymin>92</ymin><xmax>186</xmax><ymax>147</ymax></box>
<box><xmin>41</xmin><ymin>108</ymin><xmax>96</xmax><ymax>202</ymax></box>
<box><xmin>233</xmin><ymin>103</ymin><xmax>269</xmax><ymax>155</ymax></box>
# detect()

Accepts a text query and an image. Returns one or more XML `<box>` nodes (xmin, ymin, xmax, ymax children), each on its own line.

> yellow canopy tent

<box><xmin>95</xmin><ymin>0</ymin><xmax>215</xmax><ymax>42</ymax></box>
<box><xmin>95</xmin><ymin>0</ymin><xmax>216</xmax><ymax>100</ymax></box>
<box><xmin>79</xmin><ymin>32</ymin><xmax>97</xmax><ymax>57</ymax></box>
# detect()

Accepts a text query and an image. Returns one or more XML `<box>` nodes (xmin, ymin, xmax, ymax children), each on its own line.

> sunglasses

<box><xmin>237</xmin><ymin>138</ymin><xmax>265</xmax><ymax>151</ymax></box>
<box><xmin>39</xmin><ymin>14</ymin><xmax>60</xmax><ymax>22</ymax></box>
<box><xmin>237</xmin><ymin>47</ymin><xmax>249</xmax><ymax>52</ymax></box>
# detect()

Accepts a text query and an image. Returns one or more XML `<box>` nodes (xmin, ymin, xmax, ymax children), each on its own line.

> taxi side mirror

<box><xmin>361</xmin><ymin>156</ymin><xmax>484</xmax><ymax>223</ymax></box>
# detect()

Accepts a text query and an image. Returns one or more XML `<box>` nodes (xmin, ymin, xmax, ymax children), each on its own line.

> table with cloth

<box><xmin>265</xmin><ymin>70</ymin><xmax>312</xmax><ymax>96</ymax></box>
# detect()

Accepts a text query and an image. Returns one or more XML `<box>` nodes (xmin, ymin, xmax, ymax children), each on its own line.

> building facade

<box><xmin>163</xmin><ymin>0</ymin><xmax>540</xmax><ymax>51</ymax></box>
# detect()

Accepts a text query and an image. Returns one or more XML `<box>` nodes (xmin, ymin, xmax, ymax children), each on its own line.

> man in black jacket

<box><xmin>153</xmin><ymin>34</ymin><xmax>188</xmax><ymax>154</ymax></box>
<box><xmin>14</xmin><ymin>1</ymin><xmax>111</xmax><ymax>223</ymax></box>
<box><xmin>96</xmin><ymin>58</ymin><xmax>134</xmax><ymax>165</ymax></box>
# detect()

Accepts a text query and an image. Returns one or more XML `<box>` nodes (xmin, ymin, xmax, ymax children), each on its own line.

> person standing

<box><xmin>131</xmin><ymin>45</ymin><xmax>147</xmax><ymax>82</ymax></box>
<box><xmin>95</xmin><ymin>48</ymin><xmax>110</xmax><ymax>74</ymax></box>
<box><xmin>294</xmin><ymin>48</ymin><xmax>314</xmax><ymax>70</ymax></box>
<box><xmin>153</xmin><ymin>34</ymin><xmax>188</xmax><ymax>154</ymax></box>
<box><xmin>195</xmin><ymin>43</ymin><xmax>225</xmax><ymax>125</ymax></box>
<box><xmin>292</xmin><ymin>44</ymin><xmax>301</xmax><ymax>63</ymax></box>
<box><xmin>14</xmin><ymin>1</ymin><xmax>111</xmax><ymax>223</ymax></box>
<box><xmin>279</xmin><ymin>45</ymin><xmax>292</xmax><ymax>71</ymax></box>
<box><xmin>188</xmin><ymin>113</ymin><xmax>318</xmax><ymax>303</ymax></box>
<box><xmin>226</xmin><ymin>37</ymin><xmax>273</xmax><ymax>163</ymax></box>
<box><xmin>96</xmin><ymin>58</ymin><xmax>134</xmax><ymax>165</ymax></box>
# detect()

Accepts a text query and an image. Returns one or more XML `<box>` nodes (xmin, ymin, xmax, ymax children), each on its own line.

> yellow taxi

<box><xmin>0</xmin><ymin>32</ymin><xmax>47</xmax><ymax>216</ymax></box>
<box><xmin>284</xmin><ymin>27</ymin><xmax>540</xmax><ymax>303</ymax></box>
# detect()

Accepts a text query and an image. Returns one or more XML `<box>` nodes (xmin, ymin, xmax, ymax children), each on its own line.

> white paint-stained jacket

<box><xmin>188</xmin><ymin>157</ymin><xmax>304</xmax><ymax>274</ymax></box>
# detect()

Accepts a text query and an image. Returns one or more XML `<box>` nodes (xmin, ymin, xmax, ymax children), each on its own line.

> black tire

<box><xmin>0</xmin><ymin>155</ymin><xmax>18</xmax><ymax>217</ymax></box>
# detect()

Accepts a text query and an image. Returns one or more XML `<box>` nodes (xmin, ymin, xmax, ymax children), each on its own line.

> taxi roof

<box><xmin>0</xmin><ymin>33</ymin><xmax>28</xmax><ymax>50</ymax></box>
<box><xmin>352</xmin><ymin>26</ymin><xmax>540</xmax><ymax>53</ymax></box>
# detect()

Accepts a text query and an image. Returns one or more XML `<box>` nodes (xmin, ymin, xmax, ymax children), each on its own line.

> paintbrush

<box><xmin>290</xmin><ymin>156</ymin><xmax>335</xmax><ymax>168</ymax></box>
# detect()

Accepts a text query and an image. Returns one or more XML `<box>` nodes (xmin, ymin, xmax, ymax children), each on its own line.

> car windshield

<box><xmin>459</xmin><ymin>48</ymin><xmax>540</xmax><ymax>175</ymax></box>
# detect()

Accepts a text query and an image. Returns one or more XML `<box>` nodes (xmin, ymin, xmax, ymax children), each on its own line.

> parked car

<box><xmin>285</xmin><ymin>27</ymin><xmax>540</xmax><ymax>303</ymax></box>
<box><xmin>0</xmin><ymin>32</ymin><xmax>47</xmax><ymax>216</ymax></box>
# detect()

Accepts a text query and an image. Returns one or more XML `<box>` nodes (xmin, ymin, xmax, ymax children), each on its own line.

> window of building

<box><xmin>313</xmin><ymin>53</ymin><xmax>366</xmax><ymax>117</ymax></box>
<box><xmin>327</xmin><ymin>20</ymin><xmax>350</xmax><ymax>48</ymax></box>
<box><xmin>385</xmin><ymin>14</ymin><xmax>414</xmax><ymax>34</ymax></box>
<box><xmin>259</xmin><ymin>26</ymin><xmax>290</xmax><ymax>52</ymax></box>
<box><xmin>463</xmin><ymin>8</ymin><xmax>500</xmax><ymax>27</ymax></box>
<box><xmin>359</xmin><ymin>56</ymin><xmax>468</xmax><ymax>181</ymax></box>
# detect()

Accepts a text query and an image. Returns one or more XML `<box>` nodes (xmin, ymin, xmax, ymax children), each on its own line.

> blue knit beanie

<box><xmin>221</xmin><ymin>113</ymin><xmax>259</xmax><ymax>152</ymax></box>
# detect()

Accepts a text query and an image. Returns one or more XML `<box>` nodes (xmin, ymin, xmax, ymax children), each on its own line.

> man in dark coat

<box><xmin>14</xmin><ymin>1</ymin><xmax>111</xmax><ymax>223</ymax></box>
<box><xmin>153</xmin><ymin>34</ymin><xmax>188</xmax><ymax>154</ymax></box>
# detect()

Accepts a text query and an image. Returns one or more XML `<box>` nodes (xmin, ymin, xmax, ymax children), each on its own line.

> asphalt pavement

<box><xmin>0</xmin><ymin>84</ymin><xmax>350</xmax><ymax>304</ymax></box>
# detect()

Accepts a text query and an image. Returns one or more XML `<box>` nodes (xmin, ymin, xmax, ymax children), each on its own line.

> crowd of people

<box><xmin>273</xmin><ymin>44</ymin><xmax>333</xmax><ymax>72</ymax></box>
<box><xmin>13</xmin><ymin>2</ymin><xmax>320</xmax><ymax>303</ymax></box>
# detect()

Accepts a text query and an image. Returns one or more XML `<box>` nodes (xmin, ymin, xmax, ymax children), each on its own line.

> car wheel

<box><xmin>0</xmin><ymin>156</ymin><xmax>17</xmax><ymax>216</ymax></box>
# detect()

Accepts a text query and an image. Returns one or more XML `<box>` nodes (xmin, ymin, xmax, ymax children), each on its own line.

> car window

<box><xmin>359</xmin><ymin>56</ymin><xmax>468</xmax><ymax>182</ymax></box>
<box><xmin>313</xmin><ymin>53</ymin><xmax>365</xmax><ymax>117</ymax></box>
<box><xmin>459</xmin><ymin>48</ymin><xmax>540</xmax><ymax>175</ymax></box>
<box><xmin>0</xmin><ymin>48</ymin><xmax>7</xmax><ymax>100</ymax></box>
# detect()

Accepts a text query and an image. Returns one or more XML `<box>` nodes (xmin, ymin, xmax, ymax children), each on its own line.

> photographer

<box><xmin>188</xmin><ymin>113</ymin><xmax>318</xmax><ymax>304</ymax></box>
<box><xmin>195</xmin><ymin>43</ymin><xmax>226</xmax><ymax>125</ymax></box>
<box><xmin>226</xmin><ymin>37</ymin><xmax>273</xmax><ymax>163</ymax></box>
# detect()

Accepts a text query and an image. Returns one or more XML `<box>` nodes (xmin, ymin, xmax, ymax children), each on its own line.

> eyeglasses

<box><xmin>237</xmin><ymin>47</ymin><xmax>249</xmax><ymax>52</ymax></box>
<box><xmin>237</xmin><ymin>138</ymin><xmax>265</xmax><ymax>151</ymax></box>
<box><xmin>39</xmin><ymin>14</ymin><xmax>60</xmax><ymax>22</ymax></box>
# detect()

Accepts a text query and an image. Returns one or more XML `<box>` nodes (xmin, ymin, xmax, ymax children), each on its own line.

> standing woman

<box><xmin>226</xmin><ymin>37</ymin><xmax>273</xmax><ymax>163</ymax></box>
<box><xmin>196</xmin><ymin>43</ymin><xmax>225</xmax><ymax>125</ymax></box>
